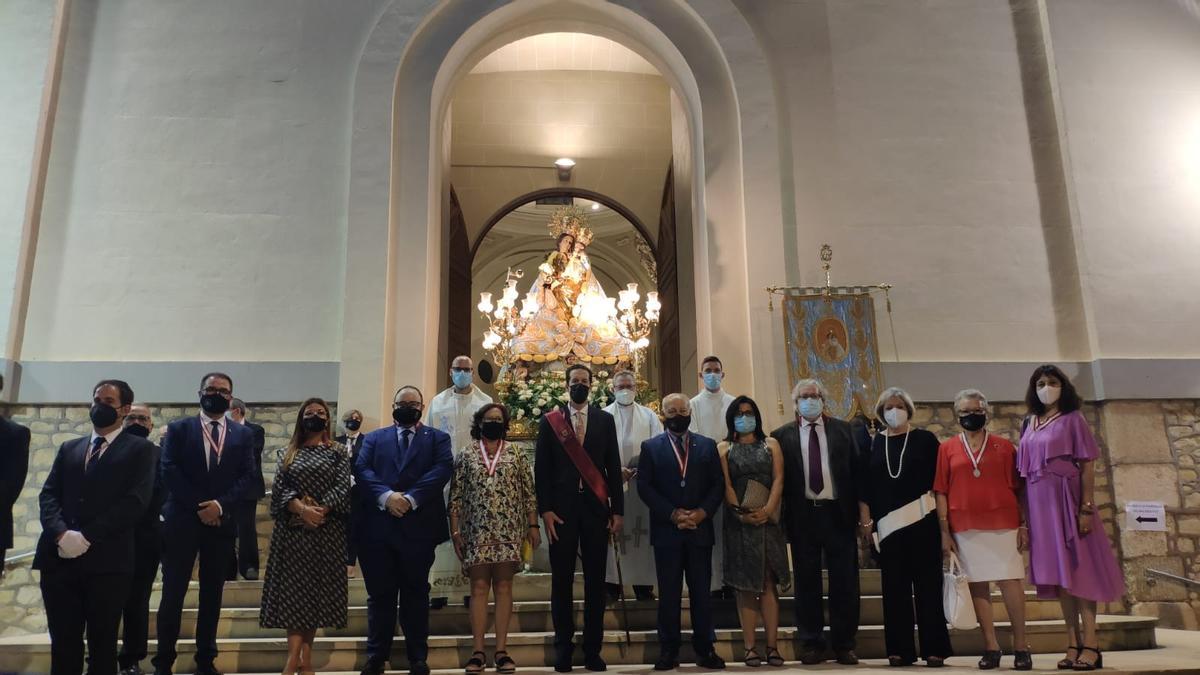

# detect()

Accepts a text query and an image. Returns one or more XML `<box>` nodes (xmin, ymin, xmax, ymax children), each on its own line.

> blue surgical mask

<box><xmin>798</xmin><ymin>398</ymin><xmax>824</xmax><ymax>420</ymax></box>
<box><xmin>734</xmin><ymin>414</ymin><xmax>757</xmax><ymax>434</ymax></box>
<box><xmin>451</xmin><ymin>370</ymin><xmax>473</xmax><ymax>389</ymax></box>
<box><xmin>702</xmin><ymin>372</ymin><xmax>722</xmax><ymax>391</ymax></box>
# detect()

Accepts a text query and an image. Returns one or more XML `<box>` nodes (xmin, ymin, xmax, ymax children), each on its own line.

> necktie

<box><xmin>808</xmin><ymin>422</ymin><xmax>824</xmax><ymax>495</ymax></box>
<box><xmin>85</xmin><ymin>437</ymin><xmax>105</xmax><ymax>473</ymax></box>
<box><xmin>401</xmin><ymin>429</ymin><xmax>413</xmax><ymax>457</ymax></box>
<box><xmin>574</xmin><ymin>411</ymin><xmax>586</xmax><ymax>440</ymax></box>
<box><xmin>209</xmin><ymin>421</ymin><xmax>221</xmax><ymax>470</ymax></box>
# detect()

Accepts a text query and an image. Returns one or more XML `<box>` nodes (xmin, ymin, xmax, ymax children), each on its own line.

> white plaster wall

<box><xmin>21</xmin><ymin>0</ymin><xmax>386</xmax><ymax>362</ymax></box>
<box><xmin>1046</xmin><ymin>0</ymin><xmax>1200</xmax><ymax>358</ymax></box>
<box><xmin>745</xmin><ymin>0</ymin><xmax>1069</xmax><ymax>362</ymax></box>
<box><xmin>0</xmin><ymin>0</ymin><xmax>56</xmax><ymax>359</ymax></box>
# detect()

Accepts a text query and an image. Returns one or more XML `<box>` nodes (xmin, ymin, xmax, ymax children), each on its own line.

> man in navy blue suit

<box><xmin>637</xmin><ymin>393</ymin><xmax>726</xmax><ymax>671</ymax></box>
<box><xmin>153</xmin><ymin>372</ymin><xmax>256</xmax><ymax>675</ymax></box>
<box><xmin>354</xmin><ymin>385</ymin><xmax>453</xmax><ymax>675</ymax></box>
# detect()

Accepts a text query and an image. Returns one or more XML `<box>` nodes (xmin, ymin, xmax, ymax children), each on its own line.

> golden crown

<box><xmin>547</xmin><ymin>206</ymin><xmax>593</xmax><ymax>245</ymax></box>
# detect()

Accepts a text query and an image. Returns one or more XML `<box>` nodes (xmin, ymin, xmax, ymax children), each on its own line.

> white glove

<box><xmin>57</xmin><ymin>530</ymin><xmax>91</xmax><ymax>559</ymax></box>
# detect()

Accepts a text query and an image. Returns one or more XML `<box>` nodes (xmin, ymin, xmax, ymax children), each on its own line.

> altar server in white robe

<box><xmin>603</xmin><ymin>370</ymin><xmax>662</xmax><ymax>600</ymax></box>
<box><xmin>689</xmin><ymin>355</ymin><xmax>735</xmax><ymax>592</ymax></box>
<box><xmin>426</xmin><ymin>355</ymin><xmax>493</xmax><ymax>607</ymax></box>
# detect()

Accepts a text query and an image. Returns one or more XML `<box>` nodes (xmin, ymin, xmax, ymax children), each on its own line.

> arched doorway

<box><xmin>337</xmin><ymin>0</ymin><xmax>787</xmax><ymax>423</ymax></box>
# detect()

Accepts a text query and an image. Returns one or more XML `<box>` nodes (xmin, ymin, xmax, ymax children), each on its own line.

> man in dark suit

<box><xmin>118</xmin><ymin>404</ymin><xmax>167</xmax><ymax>675</ymax></box>
<box><xmin>153</xmin><ymin>372</ymin><xmax>256</xmax><ymax>675</ymax></box>
<box><xmin>535</xmin><ymin>364</ymin><xmax>623</xmax><ymax>673</ymax></box>
<box><xmin>226</xmin><ymin>398</ymin><xmax>266</xmax><ymax>581</ymax></box>
<box><xmin>335</xmin><ymin>409</ymin><xmax>366</xmax><ymax>575</ymax></box>
<box><xmin>354</xmin><ymin>387</ymin><xmax>452</xmax><ymax>675</ymax></box>
<box><xmin>637</xmin><ymin>393</ymin><xmax>725</xmax><ymax>671</ymax></box>
<box><xmin>771</xmin><ymin>378</ymin><xmax>864</xmax><ymax>666</ymax></box>
<box><xmin>1</xmin><ymin>373</ymin><xmax>32</xmax><ymax>575</ymax></box>
<box><xmin>34</xmin><ymin>379</ymin><xmax>156</xmax><ymax>675</ymax></box>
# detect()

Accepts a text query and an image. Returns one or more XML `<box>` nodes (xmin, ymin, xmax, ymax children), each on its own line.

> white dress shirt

<box><xmin>84</xmin><ymin>426</ymin><xmax>125</xmax><ymax>468</ymax></box>
<box><xmin>799</xmin><ymin>416</ymin><xmax>836</xmax><ymax>500</ymax></box>
<box><xmin>199</xmin><ymin>413</ymin><xmax>228</xmax><ymax>469</ymax></box>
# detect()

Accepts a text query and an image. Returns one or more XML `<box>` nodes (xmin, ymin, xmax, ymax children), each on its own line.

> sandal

<box><xmin>1073</xmin><ymin>647</ymin><xmax>1103</xmax><ymax>671</ymax></box>
<box><xmin>977</xmin><ymin>650</ymin><xmax>1001</xmax><ymax>670</ymax></box>
<box><xmin>1014</xmin><ymin>650</ymin><xmax>1033</xmax><ymax>671</ymax></box>
<box><xmin>465</xmin><ymin>650</ymin><xmax>486</xmax><ymax>674</ymax></box>
<box><xmin>1059</xmin><ymin>646</ymin><xmax>1081</xmax><ymax>670</ymax></box>
<box><xmin>744</xmin><ymin>647</ymin><xmax>763</xmax><ymax>667</ymax></box>
<box><xmin>765</xmin><ymin>646</ymin><xmax>784</xmax><ymax>667</ymax></box>
<box><xmin>495</xmin><ymin>650</ymin><xmax>516</xmax><ymax>674</ymax></box>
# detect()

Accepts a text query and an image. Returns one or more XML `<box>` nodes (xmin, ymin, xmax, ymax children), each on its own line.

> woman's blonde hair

<box><xmin>283</xmin><ymin>397</ymin><xmax>333</xmax><ymax>469</ymax></box>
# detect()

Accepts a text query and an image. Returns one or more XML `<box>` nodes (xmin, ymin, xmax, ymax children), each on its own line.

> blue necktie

<box><xmin>209</xmin><ymin>421</ymin><xmax>221</xmax><ymax>470</ymax></box>
<box><xmin>401</xmin><ymin>429</ymin><xmax>413</xmax><ymax>459</ymax></box>
<box><xmin>84</xmin><ymin>437</ymin><xmax>105</xmax><ymax>473</ymax></box>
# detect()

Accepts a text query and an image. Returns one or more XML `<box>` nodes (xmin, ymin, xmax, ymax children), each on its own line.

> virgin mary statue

<box><xmin>510</xmin><ymin>207</ymin><xmax>631</xmax><ymax>365</ymax></box>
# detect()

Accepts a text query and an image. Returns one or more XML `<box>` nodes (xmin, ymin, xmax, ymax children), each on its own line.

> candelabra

<box><xmin>613</xmin><ymin>283</ymin><xmax>661</xmax><ymax>381</ymax></box>
<box><xmin>478</xmin><ymin>269</ymin><xmax>537</xmax><ymax>394</ymax></box>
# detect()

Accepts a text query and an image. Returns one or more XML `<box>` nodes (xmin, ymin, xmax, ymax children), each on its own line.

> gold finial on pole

<box><xmin>820</xmin><ymin>244</ymin><xmax>833</xmax><ymax>294</ymax></box>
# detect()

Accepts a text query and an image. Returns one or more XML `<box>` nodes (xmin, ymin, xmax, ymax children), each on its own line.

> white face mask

<box><xmin>1037</xmin><ymin>385</ymin><xmax>1061</xmax><ymax>406</ymax></box>
<box><xmin>884</xmin><ymin>408</ymin><xmax>909</xmax><ymax>429</ymax></box>
<box><xmin>614</xmin><ymin>389</ymin><xmax>636</xmax><ymax>406</ymax></box>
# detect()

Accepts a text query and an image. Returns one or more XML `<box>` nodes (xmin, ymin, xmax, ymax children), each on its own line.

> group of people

<box><xmin>3</xmin><ymin>355</ymin><xmax>1126</xmax><ymax>675</ymax></box>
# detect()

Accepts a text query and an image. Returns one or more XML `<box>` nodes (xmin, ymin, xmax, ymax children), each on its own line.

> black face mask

<box><xmin>344</xmin><ymin>419</ymin><xmax>361</xmax><ymax>432</ymax></box>
<box><xmin>90</xmin><ymin>402</ymin><xmax>119</xmax><ymax>428</ymax></box>
<box><xmin>393</xmin><ymin>406</ymin><xmax>421</xmax><ymax>426</ymax></box>
<box><xmin>569</xmin><ymin>383</ymin><xmax>590</xmax><ymax>405</ymax></box>
<box><xmin>200</xmin><ymin>393</ymin><xmax>230</xmax><ymax>415</ymax></box>
<box><xmin>664</xmin><ymin>415</ymin><xmax>691</xmax><ymax>434</ymax></box>
<box><xmin>124</xmin><ymin>423</ymin><xmax>151</xmax><ymax>438</ymax></box>
<box><xmin>959</xmin><ymin>413</ymin><xmax>987</xmax><ymax>432</ymax></box>
<box><xmin>302</xmin><ymin>416</ymin><xmax>327</xmax><ymax>433</ymax></box>
<box><xmin>480</xmin><ymin>421</ymin><xmax>507</xmax><ymax>441</ymax></box>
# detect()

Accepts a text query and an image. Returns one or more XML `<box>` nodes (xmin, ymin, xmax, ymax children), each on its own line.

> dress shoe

<box><xmin>192</xmin><ymin>666</ymin><xmax>224</xmax><ymax>675</ymax></box>
<box><xmin>696</xmin><ymin>651</ymin><xmax>726</xmax><ymax>669</ymax></box>
<box><xmin>799</xmin><ymin>648</ymin><xmax>825</xmax><ymax>665</ymax></box>
<box><xmin>409</xmin><ymin>660</ymin><xmax>431</xmax><ymax>675</ymax></box>
<box><xmin>430</xmin><ymin>596</ymin><xmax>448</xmax><ymax>610</ymax></box>
<box><xmin>242</xmin><ymin>567</ymin><xmax>258</xmax><ymax>581</ymax></box>
<box><xmin>584</xmin><ymin>655</ymin><xmax>607</xmax><ymax>672</ymax></box>
<box><xmin>119</xmin><ymin>666</ymin><xmax>143</xmax><ymax>675</ymax></box>
<box><xmin>554</xmin><ymin>657</ymin><xmax>573</xmax><ymax>673</ymax></box>
<box><xmin>654</xmin><ymin>651</ymin><xmax>679</xmax><ymax>671</ymax></box>
<box><xmin>836</xmin><ymin>650</ymin><xmax>860</xmax><ymax>666</ymax></box>
<box><xmin>359</xmin><ymin>660</ymin><xmax>386</xmax><ymax>675</ymax></box>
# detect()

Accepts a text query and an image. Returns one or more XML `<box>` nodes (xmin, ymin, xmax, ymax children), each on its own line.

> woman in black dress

<box><xmin>858</xmin><ymin>387</ymin><xmax>951</xmax><ymax>667</ymax></box>
<box><xmin>260</xmin><ymin>398</ymin><xmax>351</xmax><ymax>675</ymax></box>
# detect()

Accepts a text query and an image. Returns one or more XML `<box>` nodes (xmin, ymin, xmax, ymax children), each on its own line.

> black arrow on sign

<box><xmin>1135</xmin><ymin>516</ymin><xmax>1159</xmax><ymax>523</ymax></box>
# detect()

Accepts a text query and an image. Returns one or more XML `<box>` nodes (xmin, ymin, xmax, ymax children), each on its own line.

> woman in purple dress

<box><xmin>1018</xmin><ymin>365</ymin><xmax>1123</xmax><ymax>672</ymax></box>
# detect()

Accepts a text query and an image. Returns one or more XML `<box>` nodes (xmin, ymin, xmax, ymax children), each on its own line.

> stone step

<box><xmin>153</xmin><ymin>571</ymin><xmax>889</xmax><ymax>610</ymax></box>
<box><xmin>158</xmin><ymin>592</ymin><xmax>1061</xmax><ymax>640</ymax></box>
<box><xmin>0</xmin><ymin>616</ymin><xmax>1157</xmax><ymax>674</ymax></box>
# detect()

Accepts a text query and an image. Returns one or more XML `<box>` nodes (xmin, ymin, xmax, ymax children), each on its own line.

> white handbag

<box><xmin>943</xmin><ymin>551</ymin><xmax>977</xmax><ymax>630</ymax></box>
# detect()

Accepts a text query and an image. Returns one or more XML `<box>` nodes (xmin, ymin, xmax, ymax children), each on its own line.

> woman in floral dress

<box><xmin>449</xmin><ymin>403</ymin><xmax>540</xmax><ymax>674</ymax></box>
<box><xmin>259</xmin><ymin>397</ymin><xmax>351</xmax><ymax>675</ymax></box>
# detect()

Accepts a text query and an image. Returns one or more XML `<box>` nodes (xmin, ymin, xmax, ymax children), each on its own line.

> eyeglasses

<box><xmin>451</xmin><ymin>367</ymin><xmax>473</xmax><ymax>373</ymax></box>
<box><xmin>393</xmin><ymin>402</ymin><xmax>421</xmax><ymax>410</ymax></box>
<box><xmin>200</xmin><ymin>387</ymin><xmax>232</xmax><ymax>398</ymax></box>
<box><xmin>126</xmin><ymin>415</ymin><xmax>151</xmax><ymax>423</ymax></box>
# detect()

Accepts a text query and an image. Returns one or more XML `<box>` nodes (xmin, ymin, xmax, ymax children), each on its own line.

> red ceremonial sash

<box><xmin>545</xmin><ymin>408</ymin><xmax>610</xmax><ymax>508</ymax></box>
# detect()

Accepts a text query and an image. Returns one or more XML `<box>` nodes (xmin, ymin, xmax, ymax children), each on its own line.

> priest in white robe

<box><xmin>425</xmin><ymin>355</ymin><xmax>493</xmax><ymax>607</ymax></box>
<box><xmin>688</xmin><ymin>355</ymin><xmax>735</xmax><ymax>592</ymax></box>
<box><xmin>603</xmin><ymin>370</ymin><xmax>662</xmax><ymax>599</ymax></box>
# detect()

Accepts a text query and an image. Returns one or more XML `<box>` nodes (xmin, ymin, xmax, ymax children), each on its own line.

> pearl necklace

<box><xmin>884</xmin><ymin>429</ymin><xmax>910</xmax><ymax>480</ymax></box>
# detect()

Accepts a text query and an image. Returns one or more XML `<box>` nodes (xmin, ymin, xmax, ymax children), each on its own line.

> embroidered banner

<box><xmin>781</xmin><ymin>292</ymin><xmax>884</xmax><ymax>419</ymax></box>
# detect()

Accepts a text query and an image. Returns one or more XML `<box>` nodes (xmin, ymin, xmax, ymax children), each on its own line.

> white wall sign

<box><xmin>1125</xmin><ymin>501</ymin><xmax>1167</xmax><ymax>532</ymax></box>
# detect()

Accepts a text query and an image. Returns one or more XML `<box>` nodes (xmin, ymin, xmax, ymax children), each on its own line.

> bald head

<box><xmin>451</xmin><ymin>355</ymin><xmax>473</xmax><ymax>369</ymax></box>
<box><xmin>661</xmin><ymin>393</ymin><xmax>690</xmax><ymax>416</ymax></box>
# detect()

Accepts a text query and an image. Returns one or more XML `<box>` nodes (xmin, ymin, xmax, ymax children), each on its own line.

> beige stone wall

<box><xmin>0</xmin><ymin>403</ymin><xmax>303</xmax><ymax>637</ymax></box>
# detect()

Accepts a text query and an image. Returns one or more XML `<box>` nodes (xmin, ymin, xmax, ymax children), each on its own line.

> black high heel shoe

<box><xmin>1073</xmin><ymin>647</ymin><xmax>1103</xmax><ymax>671</ymax></box>
<box><xmin>977</xmin><ymin>650</ymin><xmax>1001</xmax><ymax>670</ymax></box>
<box><xmin>1014</xmin><ymin>649</ymin><xmax>1033</xmax><ymax>671</ymax></box>
<box><xmin>1058</xmin><ymin>646</ymin><xmax>1081</xmax><ymax>670</ymax></box>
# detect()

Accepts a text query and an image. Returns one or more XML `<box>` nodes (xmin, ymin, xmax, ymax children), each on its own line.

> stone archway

<box><xmin>337</xmin><ymin>0</ymin><xmax>787</xmax><ymax>423</ymax></box>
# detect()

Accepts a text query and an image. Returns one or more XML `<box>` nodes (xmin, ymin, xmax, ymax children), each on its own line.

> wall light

<box><xmin>554</xmin><ymin>157</ymin><xmax>575</xmax><ymax>181</ymax></box>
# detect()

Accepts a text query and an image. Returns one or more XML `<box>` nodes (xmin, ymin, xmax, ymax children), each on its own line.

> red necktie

<box><xmin>808</xmin><ymin>422</ymin><xmax>824</xmax><ymax>495</ymax></box>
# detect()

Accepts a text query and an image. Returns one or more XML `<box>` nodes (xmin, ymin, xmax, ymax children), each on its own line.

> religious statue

<box><xmin>510</xmin><ymin>206</ymin><xmax>631</xmax><ymax>365</ymax></box>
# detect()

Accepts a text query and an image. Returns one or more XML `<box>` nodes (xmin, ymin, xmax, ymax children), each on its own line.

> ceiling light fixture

<box><xmin>554</xmin><ymin>157</ymin><xmax>575</xmax><ymax>181</ymax></box>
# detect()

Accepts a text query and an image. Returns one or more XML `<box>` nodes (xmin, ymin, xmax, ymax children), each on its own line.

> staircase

<box><xmin>0</xmin><ymin>569</ymin><xmax>1157</xmax><ymax>673</ymax></box>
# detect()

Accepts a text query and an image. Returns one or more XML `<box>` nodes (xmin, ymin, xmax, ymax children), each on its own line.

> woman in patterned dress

<box><xmin>259</xmin><ymin>398</ymin><xmax>351</xmax><ymax>675</ymax></box>
<box><xmin>449</xmin><ymin>403</ymin><xmax>540</xmax><ymax>674</ymax></box>
<box><xmin>719</xmin><ymin>395</ymin><xmax>790</xmax><ymax>668</ymax></box>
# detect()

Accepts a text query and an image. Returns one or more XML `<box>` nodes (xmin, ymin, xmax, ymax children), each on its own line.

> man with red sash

<box><xmin>535</xmin><ymin>364</ymin><xmax>624</xmax><ymax>673</ymax></box>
